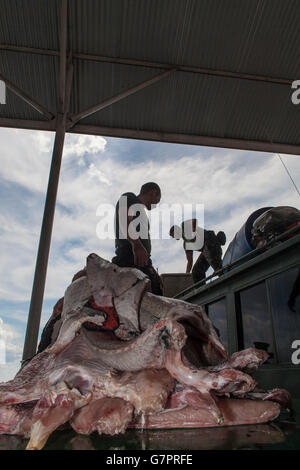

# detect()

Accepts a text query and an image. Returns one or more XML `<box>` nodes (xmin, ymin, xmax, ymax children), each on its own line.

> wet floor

<box><xmin>1</xmin><ymin>401</ymin><xmax>299</xmax><ymax>451</ymax></box>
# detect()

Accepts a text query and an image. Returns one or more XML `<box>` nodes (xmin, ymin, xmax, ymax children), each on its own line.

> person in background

<box><xmin>169</xmin><ymin>219</ymin><xmax>226</xmax><ymax>284</ymax></box>
<box><xmin>112</xmin><ymin>182</ymin><xmax>163</xmax><ymax>295</ymax></box>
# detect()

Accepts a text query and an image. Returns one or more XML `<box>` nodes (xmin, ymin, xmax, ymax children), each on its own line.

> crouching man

<box><xmin>169</xmin><ymin>219</ymin><xmax>226</xmax><ymax>284</ymax></box>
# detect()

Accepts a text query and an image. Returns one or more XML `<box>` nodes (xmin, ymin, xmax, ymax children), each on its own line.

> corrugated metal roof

<box><xmin>0</xmin><ymin>51</ymin><xmax>59</xmax><ymax>115</ymax></box>
<box><xmin>70</xmin><ymin>0</ymin><xmax>300</xmax><ymax>78</ymax></box>
<box><xmin>0</xmin><ymin>0</ymin><xmax>60</xmax><ymax>50</ymax></box>
<box><xmin>1</xmin><ymin>0</ymin><xmax>300</xmax><ymax>154</ymax></box>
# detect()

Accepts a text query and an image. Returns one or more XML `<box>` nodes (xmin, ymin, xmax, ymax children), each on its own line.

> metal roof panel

<box><xmin>1</xmin><ymin>0</ymin><xmax>300</xmax><ymax>155</ymax></box>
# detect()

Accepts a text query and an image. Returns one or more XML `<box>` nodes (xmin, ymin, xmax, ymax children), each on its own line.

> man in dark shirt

<box><xmin>169</xmin><ymin>219</ymin><xmax>226</xmax><ymax>284</ymax></box>
<box><xmin>112</xmin><ymin>182</ymin><xmax>163</xmax><ymax>295</ymax></box>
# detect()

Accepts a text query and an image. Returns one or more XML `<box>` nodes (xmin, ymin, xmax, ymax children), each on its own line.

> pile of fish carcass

<box><xmin>0</xmin><ymin>254</ymin><xmax>291</xmax><ymax>450</ymax></box>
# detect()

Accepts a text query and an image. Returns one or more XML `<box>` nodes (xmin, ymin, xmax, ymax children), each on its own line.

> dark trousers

<box><xmin>192</xmin><ymin>235</ymin><xmax>223</xmax><ymax>283</ymax></box>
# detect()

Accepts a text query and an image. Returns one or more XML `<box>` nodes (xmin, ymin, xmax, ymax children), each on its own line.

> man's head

<box><xmin>170</xmin><ymin>219</ymin><xmax>197</xmax><ymax>241</ymax></box>
<box><xmin>169</xmin><ymin>225</ymin><xmax>182</xmax><ymax>240</ymax></box>
<box><xmin>216</xmin><ymin>231</ymin><xmax>226</xmax><ymax>246</ymax></box>
<box><xmin>138</xmin><ymin>182</ymin><xmax>161</xmax><ymax>210</ymax></box>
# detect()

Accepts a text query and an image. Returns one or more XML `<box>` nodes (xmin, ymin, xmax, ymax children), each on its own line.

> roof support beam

<box><xmin>0</xmin><ymin>117</ymin><xmax>300</xmax><ymax>156</ymax></box>
<box><xmin>0</xmin><ymin>72</ymin><xmax>54</xmax><ymax>119</ymax></box>
<box><xmin>22</xmin><ymin>0</ymin><xmax>71</xmax><ymax>362</ymax></box>
<box><xmin>70</xmin><ymin>123</ymin><xmax>300</xmax><ymax>156</ymax></box>
<box><xmin>0</xmin><ymin>44</ymin><xmax>59</xmax><ymax>57</ymax></box>
<box><xmin>0</xmin><ymin>117</ymin><xmax>55</xmax><ymax>131</ymax></box>
<box><xmin>68</xmin><ymin>68</ymin><xmax>176</xmax><ymax>127</ymax></box>
<box><xmin>0</xmin><ymin>44</ymin><xmax>292</xmax><ymax>85</ymax></box>
<box><xmin>72</xmin><ymin>54</ymin><xmax>291</xmax><ymax>86</ymax></box>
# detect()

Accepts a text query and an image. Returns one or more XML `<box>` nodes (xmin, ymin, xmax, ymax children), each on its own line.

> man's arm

<box><xmin>185</xmin><ymin>250</ymin><xmax>193</xmax><ymax>273</ymax></box>
<box><xmin>127</xmin><ymin>215</ymin><xmax>149</xmax><ymax>266</ymax></box>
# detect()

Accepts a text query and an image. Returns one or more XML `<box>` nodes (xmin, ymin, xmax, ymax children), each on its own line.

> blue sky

<box><xmin>0</xmin><ymin>127</ymin><xmax>299</xmax><ymax>381</ymax></box>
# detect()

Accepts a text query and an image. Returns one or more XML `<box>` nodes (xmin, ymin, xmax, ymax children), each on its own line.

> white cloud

<box><xmin>0</xmin><ymin>362</ymin><xmax>21</xmax><ymax>382</ymax></box>
<box><xmin>0</xmin><ymin>318</ymin><xmax>22</xmax><ymax>365</ymax></box>
<box><xmin>1</xmin><ymin>129</ymin><xmax>299</xmax><ymax>302</ymax></box>
<box><xmin>0</xmin><ymin>127</ymin><xmax>300</xmax><ymax>368</ymax></box>
<box><xmin>87</xmin><ymin>163</ymin><xmax>112</xmax><ymax>185</ymax></box>
<box><xmin>63</xmin><ymin>134</ymin><xmax>107</xmax><ymax>157</ymax></box>
<box><xmin>0</xmin><ymin>129</ymin><xmax>107</xmax><ymax>194</ymax></box>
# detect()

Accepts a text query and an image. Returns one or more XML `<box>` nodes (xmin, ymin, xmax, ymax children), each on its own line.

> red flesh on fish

<box><xmin>0</xmin><ymin>254</ymin><xmax>291</xmax><ymax>449</ymax></box>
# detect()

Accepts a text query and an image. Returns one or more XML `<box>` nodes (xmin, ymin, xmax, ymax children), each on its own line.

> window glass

<box><xmin>239</xmin><ymin>282</ymin><xmax>275</xmax><ymax>362</ymax></box>
<box><xmin>269</xmin><ymin>267</ymin><xmax>300</xmax><ymax>364</ymax></box>
<box><xmin>207</xmin><ymin>298</ymin><xmax>228</xmax><ymax>350</ymax></box>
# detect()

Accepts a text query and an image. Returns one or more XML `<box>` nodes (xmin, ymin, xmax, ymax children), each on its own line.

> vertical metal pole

<box><xmin>22</xmin><ymin>117</ymin><xmax>66</xmax><ymax>361</ymax></box>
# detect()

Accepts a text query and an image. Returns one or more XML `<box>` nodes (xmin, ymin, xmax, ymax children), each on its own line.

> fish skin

<box><xmin>62</xmin><ymin>276</ymin><xmax>90</xmax><ymax>318</ymax></box>
<box><xmin>140</xmin><ymin>292</ymin><xmax>227</xmax><ymax>365</ymax></box>
<box><xmin>114</xmin><ymin>275</ymin><xmax>150</xmax><ymax>335</ymax></box>
<box><xmin>86</xmin><ymin>253</ymin><xmax>147</xmax><ymax>307</ymax></box>
<box><xmin>48</xmin><ymin>306</ymin><xmax>106</xmax><ymax>354</ymax></box>
<box><xmin>26</xmin><ymin>385</ymin><xmax>91</xmax><ymax>450</ymax></box>
<box><xmin>164</xmin><ymin>349</ymin><xmax>257</xmax><ymax>423</ymax></box>
<box><xmin>0</xmin><ymin>254</ymin><xmax>291</xmax><ymax>449</ymax></box>
<box><xmin>70</xmin><ymin>397</ymin><xmax>134</xmax><ymax>436</ymax></box>
<box><xmin>98</xmin><ymin>369</ymin><xmax>175</xmax><ymax>415</ymax></box>
<box><xmin>208</xmin><ymin>348</ymin><xmax>269</xmax><ymax>372</ymax></box>
<box><xmin>130</xmin><ymin>397</ymin><xmax>281</xmax><ymax>429</ymax></box>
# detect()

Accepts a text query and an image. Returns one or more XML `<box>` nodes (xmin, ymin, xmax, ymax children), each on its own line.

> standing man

<box><xmin>112</xmin><ymin>182</ymin><xmax>163</xmax><ymax>295</ymax></box>
<box><xmin>169</xmin><ymin>219</ymin><xmax>226</xmax><ymax>284</ymax></box>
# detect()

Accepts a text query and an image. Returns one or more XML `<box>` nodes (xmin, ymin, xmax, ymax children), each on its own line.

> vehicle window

<box><xmin>269</xmin><ymin>267</ymin><xmax>300</xmax><ymax>364</ymax></box>
<box><xmin>239</xmin><ymin>282</ymin><xmax>275</xmax><ymax>363</ymax></box>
